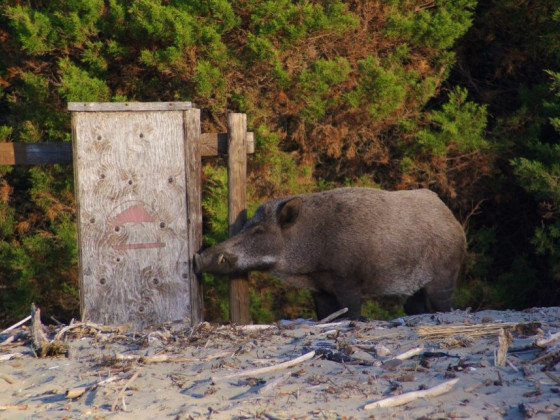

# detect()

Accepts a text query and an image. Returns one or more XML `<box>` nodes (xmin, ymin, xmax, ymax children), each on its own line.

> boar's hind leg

<box><xmin>403</xmin><ymin>288</ymin><xmax>427</xmax><ymax>315</ymax></box>
<box><xmin>404</xmin><ymin>283</ymin><xmax>453</xmax><ymax>315</ymax></box>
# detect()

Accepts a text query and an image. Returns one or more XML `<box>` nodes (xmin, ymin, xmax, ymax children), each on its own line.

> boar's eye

<box><xmin>253</xmin><ymin>225</ymin><xmax>265</xmax><ymax>234</ymax></box>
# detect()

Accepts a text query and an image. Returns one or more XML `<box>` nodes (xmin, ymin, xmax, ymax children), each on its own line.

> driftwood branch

<box><xmin>535</xmin><ymin>331</ymin><xmax>560</xmax><ymax>348</ymax></box>
<box><xmin>0</xmin><ymin>315</ymin><xmax>31</xmax><ymax>335</ymax></box>
<box><xmin>318</xmin><ymin>307</ymin><xmax>348</xmax><ymax>324</ymax></box>
<box><xmin>30</xmin><ymin>304</ymin><xmax>49</xmax><ymax>351</ymax></box>
<box><xmin>394</xmin><ymin>346</ymin><xmax>424</xmax><ymax>361</ymax></box>
<box><xmin>54</xmin><ymin>321</ymin><xmax>128</xmax><ymax>341</ymax></box>
<box><xmin>0</xmin><ymin>404</ymin><xmax>28</xmax><ymax>411</ymax></box>
<box><xmin>111</xmin><ymin>369</ymin><xmax>141</xmax><ymax>412</ymax></box>
<box><xmin>211</xmin><ymin>351</ymin><xmax>315</xmax><ymax>382</ymax></box>
<box><xmin>416</xmin><ymin>322</ymin><xmax>538</xmax><ymax>340</ymax></box>
<box><xmin>364</xmin><ymin>378</ymin><xmax>459</xmax><ymax>409</ymax></box>
<box><xmin>114</xmin><ymin>350</ymin><xmax>231</xmax><ymax>364</ymax></box>
<box><xmin>65</xmin><ymin>373</ymin><xmax>123</xmax><ymax>399</ymax></box>
<box><xmin>494</xmin><ymin>328</ymin><xmax>513</xmax><ymax>367</ymax></box>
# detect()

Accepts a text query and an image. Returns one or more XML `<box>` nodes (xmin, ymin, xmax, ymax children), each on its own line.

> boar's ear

<box><xmin>277</xmin><ymin>197</ymin><xmax>302</xmax><ymax>229</ymax></box>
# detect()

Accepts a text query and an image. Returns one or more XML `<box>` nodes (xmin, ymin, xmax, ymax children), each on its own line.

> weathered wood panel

<box><xmin>227</xmin><ymin>113</ymin><xmax>250</xmax><ymax>324</ymax></box>
<box><xmin>184</xmin><ymin>108</ymin><xmax>204</xmax><ymax>324</ymax></box>
<box><xmin>72</xmin><ymin>110</ymin><xmax>192</xmax><ymax>329</ymax></box>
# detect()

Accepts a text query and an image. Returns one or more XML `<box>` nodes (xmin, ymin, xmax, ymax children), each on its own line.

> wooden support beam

<box><xmin>227</xmin><ymin>113</ymin><xmax>250</xmax><ymax>325</ymax></box>
<box><xmin>0</xmin><ymin>133</ymin><xmax>254</xmax><ymax>166</ymax></box>
<box><xmin>0</xmin><ymin>143</ymin><xmax>73</xmax><ymax>165</ymax></box>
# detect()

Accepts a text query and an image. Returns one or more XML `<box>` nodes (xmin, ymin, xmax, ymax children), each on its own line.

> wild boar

<box><xmin>194</xmin><ymin>187</ymin><xmax>466</xmax><ymax>319</ymax></box>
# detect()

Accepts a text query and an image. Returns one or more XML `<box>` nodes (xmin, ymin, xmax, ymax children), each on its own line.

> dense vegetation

<box><xmin>1</xmin><ymin>0</ymin><xmax>559</xmax><ymax>324</ymax></box>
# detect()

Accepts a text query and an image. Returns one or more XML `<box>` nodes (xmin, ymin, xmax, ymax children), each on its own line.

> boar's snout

<box><xmin>193</xmin><ymin>250</ymin><xmax>238</xmax><ymax>274</ymax></box>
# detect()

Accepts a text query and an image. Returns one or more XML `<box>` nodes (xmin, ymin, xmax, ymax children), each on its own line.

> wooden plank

<box><xmin>68</xmin><ymin>102</ymin><xmax>192</xmax><ymax>112</ymax></box>
<box><xmin>0</xmin><ymin>143</ymin><xmax>73</xmax><ymax>165</ymax></box>
<box><xmin>184</xmin><ymin>108</ymin><xmax>204</xmax><ymax>324</ymax></box>
<box><xmin>1</xmin><ymin>133</ymin><xmax>254</xmax><ymax>166</ymax></box>
<box><xmin>227</xmin><ymin>113</ymin><xmax>250</xmax><ymax>324</ymax></box>
<box><xmin>72</xmin><ymin>110</ymin><xmax>192</xmax><ymax>329</ymax></box>
<box><xmin>201</xmin><ymin>132</ymin><xmax>254</xmax><ymax>155</ymax></box>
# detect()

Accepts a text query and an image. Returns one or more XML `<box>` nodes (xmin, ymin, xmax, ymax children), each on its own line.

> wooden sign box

<box><xmin>69</xmin><ymin>102</ymin><xmax>203</xmax><ymax>329</ymax></box>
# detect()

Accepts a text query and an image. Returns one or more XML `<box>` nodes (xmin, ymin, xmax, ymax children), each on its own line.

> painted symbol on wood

<box><xmin>111</xmin><ymin>204</ymin><xmax>165</xmax><ymax>250</ymax></box>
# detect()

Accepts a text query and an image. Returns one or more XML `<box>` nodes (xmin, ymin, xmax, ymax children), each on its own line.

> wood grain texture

<box><xmin>227</xmin><ymin>113</ymin><xmax>250</xmax><ymax>324</ymax></box>
<box><xmin>184</xmin><ymin>109</ymin><xmax>203</xmax><ymax>324</ymax></box>
<box><xmin>72</xmin><ymin>110</ymin><xmax>193</xmax><ymax>329</ymax></box>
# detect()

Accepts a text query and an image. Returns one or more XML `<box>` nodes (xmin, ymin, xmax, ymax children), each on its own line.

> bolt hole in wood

<box><xmin>99</xmin><ymin>278</ymin><xmax>106</xmax><ymax>285</ymax></box>
<box><xmin>159</xmin><ymin>222</ymin><xmax>166</xmax><ymax>229</ymax></box>
<box><xmin>152</xmin><ymin>278</ymin><xmax>159</xmax><ymax>286</ymax></box>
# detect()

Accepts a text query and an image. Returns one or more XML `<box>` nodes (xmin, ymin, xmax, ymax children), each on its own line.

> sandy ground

<box><xmin>1</xmin><ymin>307</ymin><xmax>559</xmax><ymax>420</ymax></box>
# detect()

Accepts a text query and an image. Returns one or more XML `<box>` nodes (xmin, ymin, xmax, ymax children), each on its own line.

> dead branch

<box><xmin>211</xmin><ymin>350</ymin><xmax>315</xmax><ymax>382</ymax></box>
<box><xmin>364</xmin><ymin>378</ymin><xmax>459</xmax><ymax>409</ymax></box>
<box><xmin>0</xmin><ymin>315</ymin><xmax>31</xmax><ymax>335</ymax></box>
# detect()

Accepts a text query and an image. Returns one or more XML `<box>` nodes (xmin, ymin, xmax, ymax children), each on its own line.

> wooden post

<box><xmin>184</xmin><ymin>108</ymin><xmax>203</xmax><ymax>324</ymax></box>
<box><xmin>227</xmin><ymin>113</ymin><xmax>250</xmax><ymax>324</ymax></box>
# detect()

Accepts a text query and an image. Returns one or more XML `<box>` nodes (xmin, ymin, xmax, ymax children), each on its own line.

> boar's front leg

<box><xmin>311</xmin><ymin>292</ymin><xmax>340</xmax><ymax>320</ymax></box>
<box><xmin>312</xmin><ymin>286</ymin><xmax>361</xmax><ymax>320</ymax></box>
